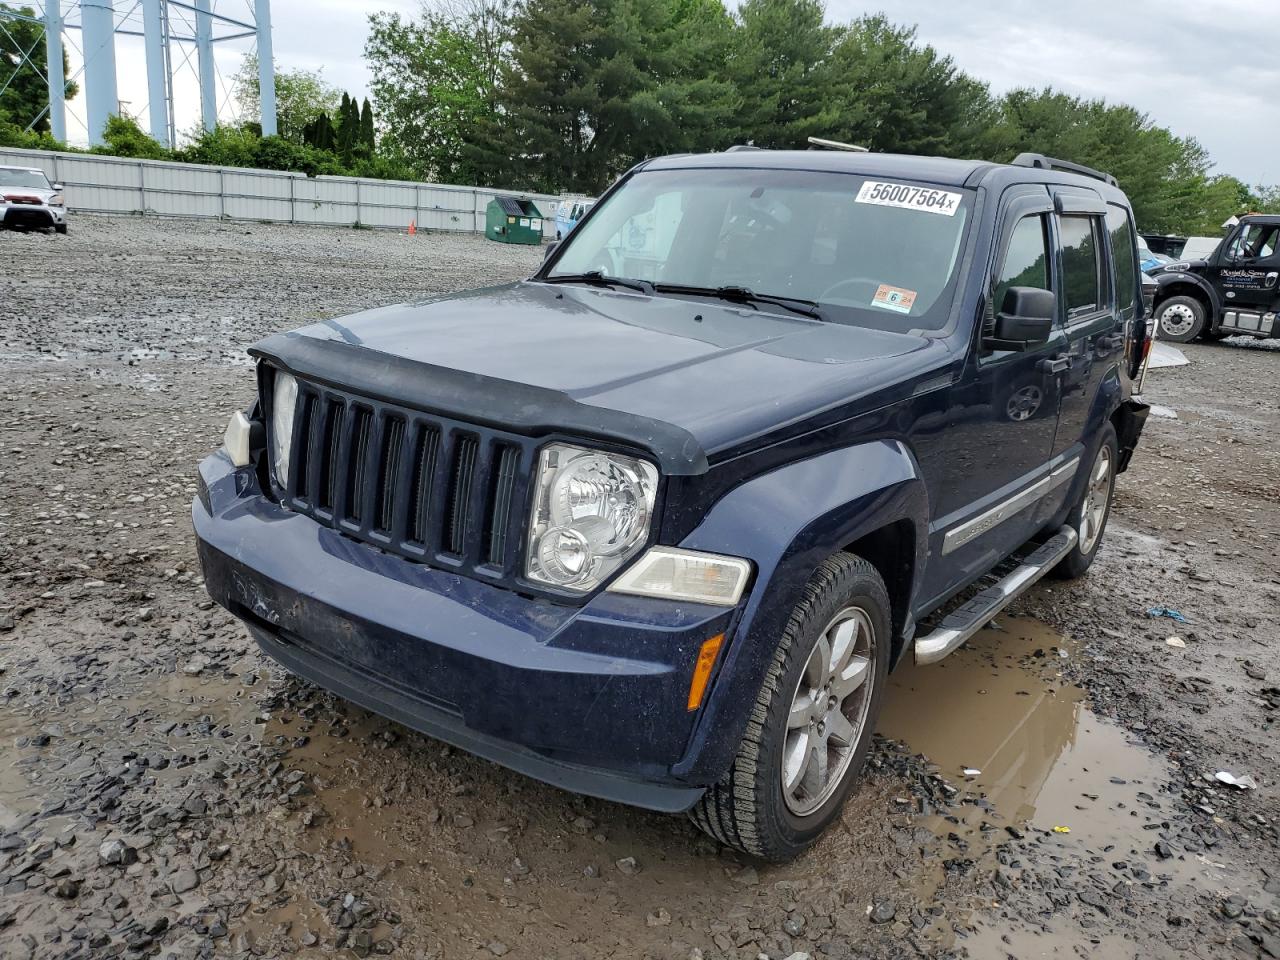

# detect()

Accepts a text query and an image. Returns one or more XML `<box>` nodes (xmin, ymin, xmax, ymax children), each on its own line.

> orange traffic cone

<box><xmin>408</xmin><ymin>219</ymin><xmax>417</xmax><ymax>236</ymax></box>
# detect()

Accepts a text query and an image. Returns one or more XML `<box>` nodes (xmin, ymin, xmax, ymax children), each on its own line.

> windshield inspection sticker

<box><xmin>871</xmin><ymin>284</ymin><xmax>917</xmax><ymax>314</ymax></box>
<box><xmin>856</xmin><ymin>181</ymin><xmax>961</xmax><ymax>216</ymax></box>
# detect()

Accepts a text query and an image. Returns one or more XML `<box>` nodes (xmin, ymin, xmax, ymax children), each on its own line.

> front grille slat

<box><xmin>486</xmin><ymin>445</ymin><xmax>520</xmax><ymax>566</ymax></box>
<box><xmin>444</xmin><ymin>436</ymin><xmax>479</xmax><ymax>556</ymax></box>
<box><xmin>407</xmin><ymin>425</ymin><xmax>441</xmax><ymax>544</ymax></box>
<box><xmin>278</xmin><ymin>380</ymin><xmax>535</xmax><ymax>581</ymax></box>
<box><xmin>376</xmin><ymin>417</ymin><xmax>406</xmax><ymax>534</ymax></box>
<box><xmin>319</xmin><ymin>400</ymin><xmax>346</xmax><ymax>511</ymax></box>
<box><xmin>342</xmin><ymin>407</ymin><xmax>374</xmax><ymax>524</ymax></box>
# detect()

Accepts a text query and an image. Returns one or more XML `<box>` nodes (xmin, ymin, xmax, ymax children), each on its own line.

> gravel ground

<box><xmin>0</xmin><ymin>216</ymin><xmax>1276</xmax><ymax>960</ymax></box>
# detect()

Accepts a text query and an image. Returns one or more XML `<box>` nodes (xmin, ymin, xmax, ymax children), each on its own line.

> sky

<box><xmin>53</xmin><ymin>0</ymin><xmax>1278</xmax><ymax>186</ymax></box>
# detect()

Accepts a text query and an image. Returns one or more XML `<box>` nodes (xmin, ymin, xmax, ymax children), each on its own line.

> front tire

<box><xmin>1156</xmin><ymin>295</ymin><xmax>1206</xmax><ymax>342</ymax></box>
<box><xmin>55</xmin><ymin>223</ymin><xmax>68</xmax><ymax>235</ymax></box>
<box><xmin>1052</xmin><ymin>422</ymin><xmax>1118</xmax><ymax>579</ymax></box>
<box><xmin>689</xmin><ymin>553</ymin><xmax>891</xmax><ymax>861</ymax></box>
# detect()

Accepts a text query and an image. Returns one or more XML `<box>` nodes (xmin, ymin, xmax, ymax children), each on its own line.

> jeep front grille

<box><xmin>270</xmin><ymin>375</ymin><xmax>534</xmax><ymax>578</ymax></box>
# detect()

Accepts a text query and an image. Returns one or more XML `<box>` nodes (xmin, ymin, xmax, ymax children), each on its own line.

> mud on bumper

<box><xmin>193</xmin><ymin>452</ymin><xmax>733</xmax><ymax>812</ymax></box>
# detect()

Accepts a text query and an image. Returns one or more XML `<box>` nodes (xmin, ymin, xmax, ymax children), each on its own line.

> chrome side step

<box><xmin>914</xmin><ymin>525</ymin><xmax>1079</xmax><ymax>665</ymax></box>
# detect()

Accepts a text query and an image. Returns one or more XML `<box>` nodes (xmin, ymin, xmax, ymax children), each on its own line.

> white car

<box><xmin>0</xmin><ymin>165</ymin><xmax>68</xmax><ymax>234</ymax></box>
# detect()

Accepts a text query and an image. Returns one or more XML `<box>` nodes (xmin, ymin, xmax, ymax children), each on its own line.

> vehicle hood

<box><xmin>268</xmin><ymin>282</ymin><xmax>952</xmax><ymax>460</ymax></box>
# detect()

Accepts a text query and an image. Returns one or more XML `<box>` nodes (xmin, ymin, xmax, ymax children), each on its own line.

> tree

<box><xmin>979</xmin><ymin>88</ymin><xmax>1227</xmax><ymax>234</ymax></box>
<box><xmin>359</xmin><ymin>98</ymin><xmax>375</xmax><ymax>151</ymax></box>
<box><xmin>366</xmin><ymin>5</ymin><xmax>511</xmax><ymax>183</ymax></box>
<box><xmin>477</xmin><ymin>0</ymin><xmax>741</xmax><ymax>193</ymax></box>
<box><xmin>233</xmin><ymin>53</ymin><xmax>342</xmax><ymax>144</ymax></box>
<box><xmin>0</xmin><ymin>3</ymin><xmax>78</xmax><ymax>134</ymax></box>
<box><xmin>825</xmin><ymin>16</ymin><xmax>992</xmax><ymax>157</ymax></box>
<box><xmin>93</xmin><ymin>114</ymin><xmax>170</xmax><ymax>159</ymax></box>
<box><xmin>731</xmin><ymin>0</ymin><xmax>840</xmax><ymax>148</ymax></box>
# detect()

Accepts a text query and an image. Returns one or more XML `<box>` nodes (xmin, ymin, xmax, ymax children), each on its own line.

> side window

<box><xmin>1229</xmin><ymin>224</ymin><xmax>1279</xmax><ymax>261</ymax></box>
<box><xmin>1106</xmin><ymin>205</ymin><xmax>1138</xmax><ymax>319</ymax></box>
<box><xmin>994</xmin><ymin>214</ymin><xmax>1051</xmax><ymax>312</ymax></box>
<box><xmin>1059</xmin><ymin>215</ymin><xmax>1104</xmax><ymax>319</ymax></box>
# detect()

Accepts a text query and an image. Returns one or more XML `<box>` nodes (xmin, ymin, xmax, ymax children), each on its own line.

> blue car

<box><xmin>194</xmin><ymin>148</ymin><xmax>1149</xmax><ymax>861</ymax></box>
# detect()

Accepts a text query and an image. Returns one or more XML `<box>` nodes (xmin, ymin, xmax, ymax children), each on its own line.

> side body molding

<box><xmin>671</xmin><ymin>439</ymin><xmax>928</xmax><ymax>785</ymax></box>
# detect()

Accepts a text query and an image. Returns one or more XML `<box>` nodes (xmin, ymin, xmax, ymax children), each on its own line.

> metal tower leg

<box><xmin>142</xmin><ymin>0</ymin><xmax>169</xmax><ymax>146</ymax></box>
<box><xmin>44</xmin><ymin>2</ymin><xmax>66</xmax><ymax>141</ymax></box>
<box><xmin>80</xmin><ymin>0</ymin><xmax>118</xmax><ymax>146</ymax></box>
<box><xmin>255</xmin><ymin>0</ymin><xmax>276</xmax><ymax>137</ymax></box>
<box><xmin>195</xmin><ymin>0</ymin><xmax>216</xmax><ymax>131</ymax></box>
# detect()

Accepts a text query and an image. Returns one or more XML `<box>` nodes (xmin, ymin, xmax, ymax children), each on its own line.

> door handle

<box><xmin>1037</xmin><ymin>355</ymin><xmax>1072</xmax><ymax>374</ymax></box>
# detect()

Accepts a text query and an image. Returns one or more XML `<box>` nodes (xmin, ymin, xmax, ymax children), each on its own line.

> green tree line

<box><xmin>366</xmin><ymin>0</ymin><xmax>1277</xmax><ymax>234</ymax></box>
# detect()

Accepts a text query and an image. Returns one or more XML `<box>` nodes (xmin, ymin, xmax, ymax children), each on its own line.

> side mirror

<box><xmin>51</xmin><ymin>182</ymin><xmax>64</xmax><ymax>191</ymax></box>
<box><xmin>988</xmin><ymin>287</ymin><xmax>1055</xmax><ymax>350</ymax></box>
<box><xmin>542</xmin><ymin>240</ymin><xmax>559</xmax><ymax>260</ymax></box>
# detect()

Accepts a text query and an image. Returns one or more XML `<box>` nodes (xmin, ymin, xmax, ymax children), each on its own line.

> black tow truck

<box><xmin>1150</xmin><ymin>214</ymin><xmax>1280</xmax><ymax>342</ymax></box>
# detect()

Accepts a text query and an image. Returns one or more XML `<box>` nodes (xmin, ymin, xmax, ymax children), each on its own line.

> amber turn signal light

<box><xmin>687</xmin><ymin>634</ymin><xmax>725</xmax><ymax>712</ymax></box>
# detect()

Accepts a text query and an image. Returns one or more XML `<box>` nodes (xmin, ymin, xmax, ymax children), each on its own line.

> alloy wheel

<box><xmin>1078</xmin><ymin>443</ymin><xmax>1114</xmax><ymax>554</ymax></box>
<box><xmin>780</xmin><ymin>606</ymin><xmax>876</xmax><ymax>817</ymax></box>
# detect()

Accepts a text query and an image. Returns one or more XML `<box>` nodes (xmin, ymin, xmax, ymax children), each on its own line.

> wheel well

<box><xmin>1156</xmin><ymin>282</ymin><xmax>1212</xmax><ymax>319</ymax></box>
<box><xmin>844</xmin><ymin>519</ymin><xmax>915</xmax><ymax>646</ymax></box>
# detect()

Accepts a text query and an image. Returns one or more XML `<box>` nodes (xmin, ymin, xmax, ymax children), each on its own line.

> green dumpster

<box><xmin>485</xmin><ymin>196</ymin><xmax>545</xmax><ymax>245</ymax></box>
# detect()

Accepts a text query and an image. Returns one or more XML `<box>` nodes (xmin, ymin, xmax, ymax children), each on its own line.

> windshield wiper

<box><xmin>653</xmin><ymin>283</ymin><xmax>823</xmax><ymax>320</ymax></box>
<box><xmin>541</xmin><ymin>271</ymin><xmax>653</xmax><ymax>295</ymax></box>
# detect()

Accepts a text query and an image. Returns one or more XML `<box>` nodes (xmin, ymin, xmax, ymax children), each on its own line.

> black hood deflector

<box><xmin>249</xmin><ymin>332</ymin><xmax>710</xmax><ymax>475</ymax></box>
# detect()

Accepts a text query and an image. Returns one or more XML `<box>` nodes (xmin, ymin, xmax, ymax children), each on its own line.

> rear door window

<box><xmin>1105</xmin><ymin>206</ymin><xmax>1138</xmax><ymax>319</ymax></box>
<box><xmin>1059</xmin><ymin>216</ymin><xmax>1104</xmax><ymax>319</ymax></box>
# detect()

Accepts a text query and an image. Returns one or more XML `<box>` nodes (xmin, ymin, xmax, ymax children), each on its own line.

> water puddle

<box><xmin>880</xmin><ymin>615</ymin><xmax>1255</xmax><ymax>950</ymax></box>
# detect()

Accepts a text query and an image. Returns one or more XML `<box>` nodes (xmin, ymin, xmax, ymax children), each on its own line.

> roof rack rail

<box><xmin>807</xmin><ymin>136</ymin><xmax>869</xmax><ymax>153</ymax></box>
<box><xmin>1011</xmin><ymin>153</ymin><xmax>1117</xmax><ymax>187</ymax></box>
<box><xmin>726</xmin><ymin>144</ymin><xmax>763</xmax><ymax>152</ymax></box>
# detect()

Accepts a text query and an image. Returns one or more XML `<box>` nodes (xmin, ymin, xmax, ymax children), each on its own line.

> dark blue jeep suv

<box><xmin>193</xmin><ymin>148</ymin><xmax>1150</xmax><ymax>860</ymax></box>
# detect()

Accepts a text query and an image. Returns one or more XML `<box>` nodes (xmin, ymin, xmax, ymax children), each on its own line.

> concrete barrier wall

<box><xmin>0</xmin><ymin>147</ymin><xmax>560</xmax><ymax>237</ymax></box>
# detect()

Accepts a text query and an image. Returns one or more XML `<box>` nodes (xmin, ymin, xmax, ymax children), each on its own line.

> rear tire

<box><xmin>689</xmin><ymin>553</ymin><xmax>891</xmax><ymax>861</ymax></box>
<box><xmin>1052</xmin><ymin>422</ymin><xmax>1117</xmax><ymax>579</ymax></box>
<box><xmin>1156</xmin><ymin>295</ymin><xmax>1206</xmax><ymax>343</ymax></box>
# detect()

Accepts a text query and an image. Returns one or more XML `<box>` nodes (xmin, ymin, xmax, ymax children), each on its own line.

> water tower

<box><xmin>2</xmin><ymin>0</ymin><xmax>277</xmax><ymax>148</ymax></box>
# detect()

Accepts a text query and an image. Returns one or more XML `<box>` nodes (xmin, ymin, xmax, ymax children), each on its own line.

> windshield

<box><xmin>0</xmin><ymin>168</ymin><xmax>51</xmax><ymax>190</ymax></box>
<box><xmin>547</xmin><ymin>167</ymin><xmax>973</xmax><ymax>332</ymax></box>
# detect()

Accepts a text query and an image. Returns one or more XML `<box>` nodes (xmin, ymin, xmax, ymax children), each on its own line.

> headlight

<box><xmin>525</xmin><ymin>443</ymin><xmax>658</xmax><ymax>592</ymax></box>
<box><xmin>49</xmin><ymin>194</ymin><xmax>64</xmax><ymax>206</ymax></box>
<box><xmin>269</xmin><ymin>371</ymin><xmax>298</xmax><ymax>487</ymax></box>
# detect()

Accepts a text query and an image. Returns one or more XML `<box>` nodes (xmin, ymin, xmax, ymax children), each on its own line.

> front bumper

<box><xmin>1</xmin><ymin>204</ymin><xmax>61</xmax><ymax>228</ymax></box>
<box><xmin>193</xmin><ymin>451</ymin><xmax>734</xmax><ymax>811</ymax></box>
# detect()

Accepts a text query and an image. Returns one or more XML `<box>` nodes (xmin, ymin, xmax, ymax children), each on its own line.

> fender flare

<box><xmin>1154</xmin><ymin>271</ymin><xmax>1220</xmax><ymax>318</ymax></box>
<box><xmin>670</xmin><ymin>439</ymin><xmax>928</xmax><ymax>784</ymax></box>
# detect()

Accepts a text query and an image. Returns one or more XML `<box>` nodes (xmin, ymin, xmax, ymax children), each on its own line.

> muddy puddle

<box><xmin>0</xmin><ymin>667</ymin><xmax>260</xmax><ymax>831</ymax></box>
<box><xmin>880</xmin><ymin>615</ymin><xmax>1256</xmax><ymax>952</ymax></box>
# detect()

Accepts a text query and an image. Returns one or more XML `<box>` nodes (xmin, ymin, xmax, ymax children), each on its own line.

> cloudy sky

<box><xmin>57</xmin><ymin>0</ymin><xmax>1277</xmax><ymax>185</ymax></box>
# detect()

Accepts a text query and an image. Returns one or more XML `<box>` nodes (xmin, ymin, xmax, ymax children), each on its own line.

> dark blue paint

<box><xmin>192</xmin><ymin>149</ymin><xmax>1149</xmax><ymax>809</ymax></box>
